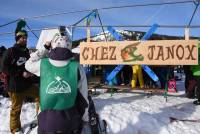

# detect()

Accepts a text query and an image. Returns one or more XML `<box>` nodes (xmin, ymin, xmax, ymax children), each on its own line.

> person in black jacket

<box><xmin>1</xmin><ymin>20</ymin><xmax>39</xmax><ymax>134</ymax></box>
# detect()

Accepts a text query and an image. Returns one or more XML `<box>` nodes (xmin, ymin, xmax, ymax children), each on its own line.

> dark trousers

<box><xmin>38</xmin><ymin>108</ymin><xmax>82</xmax><ymax>134</ymax></box>
<box><xmin>195</xmin><ymin>77</ymin><xmax>200</xmax><ymax>101</ymax></box>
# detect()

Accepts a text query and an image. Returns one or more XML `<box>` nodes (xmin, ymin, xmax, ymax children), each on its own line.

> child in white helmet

<box><xmin>25</xmin><ymin>27</ymin><xmax>89</xmax><ymax>134</ymax></box>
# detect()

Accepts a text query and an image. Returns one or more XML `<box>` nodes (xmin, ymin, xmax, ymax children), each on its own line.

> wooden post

<box><xmin>185</xmin><ymin>27</ymin><xmax>190</xmax><ymax>40</ymax></box>
<box><xmin>87</xmin><ymin>24</ymin><xmax>91</xmax><ymax>42</ymax></box>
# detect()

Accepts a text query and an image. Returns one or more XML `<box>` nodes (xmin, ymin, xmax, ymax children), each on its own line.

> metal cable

<box><xmin>26</xmin><ymin>24</ymin><xmax>39</xmax><ymax>39</ymax></box>
<box><xmin>188</xmin><ymin>1</ymin><xmax>199</xmax><ymax>26</ymax></box>
<box><xmin>16</xmin><ymin>1</ymin><xmax>195</xmax><ymax>21</ymax></box>
<box><xmin>98</xmin><ymin>0</ymin><xmax>194</xmax><ymax>11</ymax></box>
<box><xmin>0</xmin><ymin>19</ymin><xmax>20</xmax><ymax>28</ymax></box>
<box><xmin>72</xmin><ymin>10</ymin><xmax>96</xmax><ymax>26</ymax></box>
<box><xmin>1</xmin><ymin>25</ymin><xmax>200</xmax><ymax>36</ymax></box>
<box><xmin>96</xmin><ymin>10</ymin><xmax>108</xmax><ymax>41</ymax></box>
<box><xmin>24</xmin><ymin>9</ymin><xmax>92</xmax><ymax>20</ymax></box>
<box><xmin>71</xmin><ymin>10</ymin><xmax>97</xmax><ymax>41</ymax></box>
<box><xmin>0</xmin><ymin>0</ymin><xmax>196</xmax><ymax>34</ymax></box>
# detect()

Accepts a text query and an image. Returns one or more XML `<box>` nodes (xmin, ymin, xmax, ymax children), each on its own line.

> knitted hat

<box><xmin>15</xmin><ymin>20</ymin><xmax>28</xmax><ymax>41</ymax></box>
<box><xmin>15</xmin><ymin>30</ymin><xmax>28</xmax><ymax>41</ymax></box>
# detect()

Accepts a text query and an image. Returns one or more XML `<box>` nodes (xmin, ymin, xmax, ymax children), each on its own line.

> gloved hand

<box><xmin>23</xmin><ymin>71</ymin><xmax>34</xmax><ymax>78</ymax></box>
<box><xmin>44</xmin><ymin>41</ymin><xmax>51</xmax><ymax>50</ymax></box>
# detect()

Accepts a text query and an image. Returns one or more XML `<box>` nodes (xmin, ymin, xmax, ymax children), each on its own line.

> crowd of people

<box><xmin>0</xmin><ymin>19</ymin><xmax>200</xmax><ymax>134</ymax></box>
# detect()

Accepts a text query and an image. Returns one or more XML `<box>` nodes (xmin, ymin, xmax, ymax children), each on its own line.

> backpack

<box><xmin>168</xmin><ymin>79</ymin><xmax>177</xmax><ymax>93</ymax></box>
<box><xmin>0</xmin><ymin>48</ymin><xmax>13</xmax><ymax>91</ymax></box>
<box><xmin>0</xmin><ymin>72</ymin><xmax>9</xmax><ymax>91</ymax></box>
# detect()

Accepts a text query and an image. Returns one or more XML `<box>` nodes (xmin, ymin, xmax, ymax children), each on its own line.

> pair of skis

<box><xmin>169</xmin><ymin>117</ymin><xmax>200</xmax><ymax>123</ymax></box>
<box><xmin>25</xmin><ymin>123</ymin><xmax>37</xmax><ymax>134</ymax></box>
<box><xmin>84</xmin><ymin>10</ymin><xmax>160</xmax><ymax>84</ymax></box>
<box><xmin>16</xmin><ymin>122</ymin><xmax>37</xmax><ymax>134</ymax></box>
<box><xmin>88</xmin><ymin>95</ymin><xmax>107</xmax><ymax>134</ymax></box>
<box><xmin>106</xmin><ymin>24</ymin><xmax>159</xmax><ymax>83</ymax></box>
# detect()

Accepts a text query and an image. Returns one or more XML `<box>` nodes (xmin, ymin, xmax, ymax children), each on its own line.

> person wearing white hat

<box><xmin>25</xmin><ymin>28</ymin><xmax>89</xmax><ymax>134</ymax></box>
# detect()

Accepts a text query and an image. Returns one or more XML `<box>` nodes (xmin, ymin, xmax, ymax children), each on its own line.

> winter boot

<box><xmin>193</xmin><ymin>100</ymin><xmax>200</xmax><ymax>105</ymax></box>
<box><xmin>15</xmin><ymin>128</ymin><xmax>24</xmax><ymax>134</ymax></box>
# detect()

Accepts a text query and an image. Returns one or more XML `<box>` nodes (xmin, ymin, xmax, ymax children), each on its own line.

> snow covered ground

<box><xmin>1</xmin><ymin>76</ymin><xmax>200</xmax><ymax>134</ymax></box>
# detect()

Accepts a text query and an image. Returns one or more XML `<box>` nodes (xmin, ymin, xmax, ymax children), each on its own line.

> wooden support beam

<box><xmin>185</xmin><ymin>27</ymin><xmax>190</xmax><ymax>40</ymax></box>
<box><xmin>87</xmin><ymin>25</ymin><xmax>91</xmax><ymax>42</ymax></box>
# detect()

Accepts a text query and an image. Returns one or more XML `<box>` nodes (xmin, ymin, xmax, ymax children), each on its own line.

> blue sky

<box><xmin>0</xmin><ymin>0</ymin><xmax>200</xmax><ymax>48</ymax></box>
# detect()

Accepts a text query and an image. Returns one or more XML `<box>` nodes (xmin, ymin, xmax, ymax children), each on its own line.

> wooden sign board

<box><xmin>80</xmin><ymin>40</ymin><xmax>199</xmax><ymax>65</ymax></box>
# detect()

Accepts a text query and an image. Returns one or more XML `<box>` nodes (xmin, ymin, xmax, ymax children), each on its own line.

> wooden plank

<box><xmin>80</xmin><ymin>40</ymin><xmax>199</xmax><ymax>65</ymax></box>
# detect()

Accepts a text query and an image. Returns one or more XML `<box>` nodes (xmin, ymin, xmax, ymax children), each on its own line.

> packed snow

<box><xmin>1</xmin><ymin>77</ymin><xmax>200</xmax><ymax>134</ymax></box>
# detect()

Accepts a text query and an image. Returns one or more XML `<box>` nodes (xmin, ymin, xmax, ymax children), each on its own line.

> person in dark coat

<box><xmin>1</xmin><ymin>20</ymin><xmax>39</xmax><ymax>134</ymax></box>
